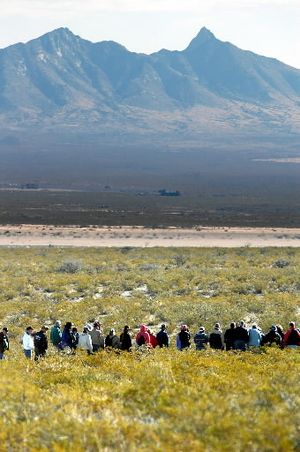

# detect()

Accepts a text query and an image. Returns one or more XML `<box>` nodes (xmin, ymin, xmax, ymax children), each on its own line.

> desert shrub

<box><xmin>57</xmin><ymin>260</ymin><xmax>83</xmax><ymax>274</ymax></box>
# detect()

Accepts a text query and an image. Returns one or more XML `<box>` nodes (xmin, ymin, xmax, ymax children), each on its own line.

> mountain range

<box><xmin>0</xmin><ymin>27</ymin><xmax>300</xmax><ymax>144</ymax></box>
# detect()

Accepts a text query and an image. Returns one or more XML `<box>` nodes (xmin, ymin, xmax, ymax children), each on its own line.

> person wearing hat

<box><xmin>194</xmin><ymin>326</ymin><xmax>209</xmax><ymax>351</ymax></box>
<box><xmin>34</xmin><ymin>326</ymin><xmax>49</xmax><ymax>360</ymax></box>
<box><xmin>261</xmin><ymin>325</ymin><xmax>282</xmax><ymax>346</ymax></box>
<box><xmin>209</xmin><ymin>323</ymin><xmax>224</xmax><ymax>350</ymax></box>
<box><xmin>156</xmin><ymin>324</ymin><xmax>169</xmax><ymax>348</ymax></box>
<box><xmin>0</xmin><ymin>327</ymin><xmax>9</xmax><ymax>360</ymax></box>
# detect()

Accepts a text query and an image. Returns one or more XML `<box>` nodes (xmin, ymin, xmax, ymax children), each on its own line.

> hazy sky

<box><xmin>0</xmin><ymin>0</ymin><xmax>299</xmax><ymax>68</ymax></box>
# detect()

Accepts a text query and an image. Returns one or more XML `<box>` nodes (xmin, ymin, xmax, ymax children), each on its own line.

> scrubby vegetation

<box><xmin>0</xmin><ymin>246</ymin><xmax>299</xmax><ymax>450</ymax></box>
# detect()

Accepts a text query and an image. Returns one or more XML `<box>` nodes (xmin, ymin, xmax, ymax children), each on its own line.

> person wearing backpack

<box><xmin>0</xmin><ymin>327</ymin><xmax>9</xmax><ymax>360</ymax></box>
<box><xmin>50</xmin><ymin>320</ymin><xmax>62</xmax><ymax>348</ymax></box>
<box><xmin>156</xmin><ymin>324</ymin><xmax>169</xmax><ymax>348</ymax></box>
<box><xmin>284</xmin><ymin>322</ymin><xmax>300</xmax><ymax>348</ymax></box>
<box><xmin>194</xmin><ymin>327</ymin><xmax>209</xmax><ymax>350</ymax></box>
<box><xmin>34</xmin><ymin>326</ymin><xmax>49</xmax><ymax>360</ymax></box>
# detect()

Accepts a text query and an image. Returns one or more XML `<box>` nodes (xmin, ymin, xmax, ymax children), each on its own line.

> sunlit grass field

<box><xmin>0</xmin><ymin>246</ymin><xmax>299</xmax><ymax>450</ymax></box>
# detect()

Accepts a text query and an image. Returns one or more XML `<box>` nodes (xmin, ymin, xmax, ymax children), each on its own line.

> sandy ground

<box><xmin>0</xmin><ymin>225</ymin><xmax>300</xmax><ymax>247</ymax></box>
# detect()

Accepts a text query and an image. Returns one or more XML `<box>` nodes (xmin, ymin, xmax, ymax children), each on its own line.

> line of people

<box><xmin>0</xmin><ymin>320</ymin><xmax>299</xmax><ymax>360</ymax></box>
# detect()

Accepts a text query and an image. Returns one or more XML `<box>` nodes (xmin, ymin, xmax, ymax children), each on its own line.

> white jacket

<box><xmin>23</xmin><ymin>332</ymin><xmax>34</xmax><ymax>350</ymax></box>
<box><xmin>78</xmin><ymin>333</ymin><xmax>93</xmax><ymax>353</ymax></box>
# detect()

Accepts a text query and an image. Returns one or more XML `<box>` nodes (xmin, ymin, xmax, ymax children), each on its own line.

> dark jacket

<box><xmin>209</xmin><ymin>330</ymin><xmax>223</xmax><ymax>349</ymax></box>
<box><xmin>178</xmin><ymin>330</ymin><xmax>191</xmax><ymax>349</ymax></box>
<box><xmin>156</xmin><ymin>330</ymin><xmax>169</xmax><ymax>348</ymax></box>
<box><xmin>234</xmin><ymin>326</ymin><xmax>249</xmax><ymax>343</ymax></box>
<box><xmin>120</xmin><ymin>332</ymin><xmax>132</xmax><ymax>351</ymax></box>
<box><xmin>194</xmin><ymin>332</ymin><xmax>208</xmax><ymax>350</ymax></box>
<box><xmin>224</xmin><ymin>327</ymin><xmax>236</xmax><ymax>350</ymax></box>
<box><xmin>62</xmin><ymin>328</ymin><xmax>73</xmax><ymax>347</ymax></box>
<box><xmin>34</xmin><ymin>331</ymin><xmax>48</xmax><ymax>353</ymax></box>
<box><xmin>261</xmin><ymin>330</ymin><xmax>282</xmax><ymax>346</ymax></box>
<box><xmin>0</xmin><ymin>332</ymin><xmax>9</xmax><ymax>353</ymax></box>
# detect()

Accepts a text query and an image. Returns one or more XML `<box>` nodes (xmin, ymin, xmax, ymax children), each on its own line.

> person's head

<box><xmin>26</xmin><ymin>326</ymin><xmax>33</xmax><ymax>334</ymax></box>
<box><xmin>181</xmin><ymin>324</ymin><xmax>188</xmax><ymax>331</ymax></box>
<box><xmin>72</xmin><ymin>327</ymin><xmax>78</xmax><ymax>333</ymax></box>
<box><xmin>271</xmin><ymin>325</ymin><xmax>277</xmax><ymax>332</ymax></box>
<box><xmin>124</xmin><ymin>325</ymin><xmax>130</xmax><ymax>332</ymax></box>
<box><xmin>230</xmin><ymin>322</ymin><xmax>236</xmax><ymax>329</ymax></box>
<box><xmin>240</xmin><ymin>321</ymin><xmax>245</xmax><ymax>327</ymax></box>
<box><xmin>215</xmin><ymin>323</ymin><xmax>220</xmax><ymax>330</ymax></box>
<box><xmin>161</xmin><ymin>324</ymin><xmax>166</xmax><ymax>331</ymax></box>
<box><xmin>55</xmin><ymin>320</ymin><xmax>61</xmax><ymax>327</ymax></box>
<box><xmin>289</xmin><ymin>322</ymin><xmax>295</xmax><ymax>329</ymax></box>
<box><xmin>2</xmin><ymin>327</ymin><xmax>8</xmax><ymax>335</ymax></box>
<box><xmin>252</xmin><ymin>324</ymin><xmax>257</xmax><ymax>329</ymax></box>
<box><xmin>83</xmin><ymin>326</ymin><xmax>89</xmax><ymax>334</ymax></box>
<box><xmin>93</xmin><ymin>321</ymin><xmax>100</xmax><ymax>329</ymax></box>
<box><xmin>65</xmin><ymin>322</ymin><xmax>72</xmax><ymax>330</ymax></box>
<box><xmin>199</xmin><ymin>326</ymin><xmax>205</xmax><ymax>333</ymax></box>
<box><xmin>41</xmin><ymin>326</ymin><xmax>48</xmax><ymax>333</ymax></box>
<box><xmin>140</xmin><ymin>324</ymin><xmax>147</xmax><ymax>333</ymax></box>
<box><xmin>109</xmin><ymin>328</ymin><xmax>115</xmax><ymax>336</ymax></box>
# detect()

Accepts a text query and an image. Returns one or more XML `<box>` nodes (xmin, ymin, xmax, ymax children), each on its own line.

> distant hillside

<box><xmin>0</xmin><ymin>27</ymin><xmax>300</xmax><ymax>143</ymax></box>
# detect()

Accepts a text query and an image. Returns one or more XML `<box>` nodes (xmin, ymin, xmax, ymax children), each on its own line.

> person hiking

<box><xmin>156</xmin><ymin>324</ymin><xmax>170</xmax><ymax>348</ymax></box>
<box><xmin>34</xmin><ymin>326</ymin><xmax>49</xmax><ymax>360</ymax></box>
<box><xmin>233</xmin><ymin>321</ymin><xmax>249</xmax><ymax>351</ymax></box>
<box><xmin>105</xmin><ymin>329</ymin><xmax>120</xmax><ymax>349</ymax></box>
<box><xmin>209</xmin><ymin>323</ymin><xmax>224</xmax><ymax>350</ymax></box>
<box><xmin>194</xmin><ymin>326</ymin><xmax>209</xmax><ymax>350</ymax></box>
<box><xmin>22</xmin><ymin>326</ymin><xmax>35</xmax><ymax>359</ymax></box>
<box><xmin>78</xmin><ymin>326</ymin><xmax>93</xmax><ymax>354</ymax></box>
<box><xmin>50</xmin><ymin>320</ymin><xmax>62</xmax><ymax>348</ymax></box>
<box><xmin>248</xmin><ymin>324</ymin><xmax>262</xmax><ymax>347</ymax></box>
<box><xmin>90</xmin><ymin>322</ymin><xmax>104</xmax><ymax>352</ymax></box>
<box><xmin>224</xmin><ymin>322</ymin><xmax>237</xmax><ymax>351</ymax></box>
<box><xmin>261</xmin><ymin>325</ymin><xmax>282</xmax><ymax>346</ymax></box>
<box><xmin>120</xmin><ymin>325</ymin><xmax>132</xmax><ymax>351</ymax></box>
<box><xmin>71</xmin><ymin>327</ymin><xmax>79</xmax><ymax>351</ymax></box>
<box><xmin>284</xmin><ymin>322</ymin><xmax>300</xmax><ymax>348</ymax></box>
<box><xmin>61</xmin><ymin>322</ymin><xmax>73</xmax><ymax>349</ymax></box>
<box><xmin>136</xmin><ymin>324</ymin><xmax>151</xmax><ymax>347</ymax></box>
<box><xmin>0</xmin><ymin>327</ymin><xmax>9</xmax><ymax>360</ymax></box>
<box><xmin>178</xmin><ymin>325</ymin><xmax>191</xmax><ymax>350</ymax></box>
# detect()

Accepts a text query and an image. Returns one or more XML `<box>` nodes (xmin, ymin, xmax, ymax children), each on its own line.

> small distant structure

<box><xmin>158</xmin><ymin>189</ymin><xmax>181</xmax><ymax>197</ymax></box>
<box><xmin>21</xmin><ymin>183</ymin><xmax>39</xmax><ymax>190</ymax></box>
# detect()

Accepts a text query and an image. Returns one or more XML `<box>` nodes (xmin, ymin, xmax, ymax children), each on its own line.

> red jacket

<box><xmin>284</xmin><ymin>328</ymin><xmax>300</xmax><ymax>346</ymax></box>
<box><xmin>136</xmin><ymin>325</ymin><xmax>151</xmax><ymax>346</ymax></box>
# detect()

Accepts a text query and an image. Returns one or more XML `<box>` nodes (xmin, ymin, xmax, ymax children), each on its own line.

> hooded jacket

<box><xmin>136</xmin><ymin>325</ymin><xmax>151</xmax><ymax>346</ymax></box>
<box><xmin>284</xmin><ymin>327</ymin><xmax>300</xmax><ymax>346</ymax></box>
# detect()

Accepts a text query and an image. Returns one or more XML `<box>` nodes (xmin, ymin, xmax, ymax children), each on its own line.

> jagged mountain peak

<box><xmin>186</xmin><ymin>27</ymin><xmax>217</xmax><ymax>50</ymax></box>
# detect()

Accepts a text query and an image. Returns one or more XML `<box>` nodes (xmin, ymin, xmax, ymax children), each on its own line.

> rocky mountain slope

<box><xmin>0</xmin><ymin>27</ymin><xmax>299</xmax><ymax>142</ymax></box>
